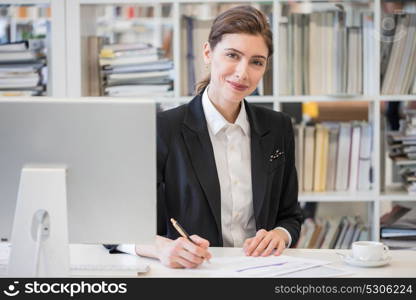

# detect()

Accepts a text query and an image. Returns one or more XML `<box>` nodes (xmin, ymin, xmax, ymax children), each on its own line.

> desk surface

<box><xmin>70</xmin><ymin>245</ymin><xmax>416</xmax><ymax>278</ymax></box>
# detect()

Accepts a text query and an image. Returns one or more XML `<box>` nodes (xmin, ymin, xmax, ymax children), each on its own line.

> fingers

<box><xmin>178</xmin><ymin>248</ymin><xmax>204</xmax><ymax>265</ymax></box>
<box><xmin>190</xmin><ymin>234</ymin><xmax>210</xmax><ymax>248</ymax></box>
<box><xmin>245</xmin><ymin>229</ymin><xmax>267</xmax><ymax>256</ymax></box>
<box><xmin>261</xmin><ymin>239</ymin><xmax>278</xmax><ymax>257</ymax></box>
<box><xmin>252</xmin><ymin>234</ymin><xmax>272</xmax><ymax>257</ymax></box>
<box><xmin>243</xmin><ymin>237</ymin><xmax>253</xmax><ymax>252</ymax></box>
<box><xmin>182</xmin><ymin>238</ymin><xmax>211</xmax><ymax>260</ymax></box>
<box><xmin>274</xmin><ymin>239</ymin><xmax>286</xmax><ymax>256</ymax></box>
<box><xmin>244</xmin><ymin>229</ymin><xmax>288</xmax><ymax>257</ymax></box>
<box><xmin>174</xmin><ymin>256</ymin><xmax>199</xmax><ymax>269</ymax></box>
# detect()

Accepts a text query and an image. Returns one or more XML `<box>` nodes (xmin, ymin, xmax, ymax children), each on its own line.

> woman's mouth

<box><xmin>227</xmin><ymin>81</ymin><xmax>249</xmax><ymax>92</ymax></box>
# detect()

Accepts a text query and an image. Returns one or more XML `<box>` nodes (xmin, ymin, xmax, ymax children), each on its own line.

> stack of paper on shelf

<box><xmin>99</xmin><ymin>42</ymin><xmax>174</xmax><ymax>97</ymax></box>
<box><xmin>380</xmin><ymin>204</ymin><xmax>416</xmax><ymax>249</ymax></box>
<box><xmin>294</xmin><ymin>121</ymin><xmax>373</xmax><ymax>193</ymax></box>
<box><xmin>381</xmin><ymin>13</ymin><xmax>416</xmax><ymax>95</ymax></box>
<box><xmin>387</xmin><ymin>109</ymin><xmax>416</xmax><ymax>193</ymax></box>
<box><xmin>0</xmin><ymin>40</ymin><xmax>46</xmax><ymax>96</ymax></box>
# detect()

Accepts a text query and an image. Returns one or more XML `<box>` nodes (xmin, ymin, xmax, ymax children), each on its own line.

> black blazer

<box><xmin>156</xmin><ymin>92</ymin><xmax>303</xmax><ymax>247</ymax></box>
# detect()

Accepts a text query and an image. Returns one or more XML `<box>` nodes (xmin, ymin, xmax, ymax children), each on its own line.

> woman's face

<box><xmin>203</xmin><ymin>33</ymin><xmax>268</xmax><ymax>104</ymax></box>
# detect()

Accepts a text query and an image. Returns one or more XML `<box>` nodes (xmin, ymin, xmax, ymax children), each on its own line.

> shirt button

<box><xmin>233</xmin><ymin>180</ymin><xmax>238</xmax><ymax>185</ymax></box>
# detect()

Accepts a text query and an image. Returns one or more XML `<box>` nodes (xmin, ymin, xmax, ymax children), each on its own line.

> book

<box><xmin>348</xmin><ymin>123</ymin><xmax>361</xmax><ymax>192</ymax></box>
<box><xmin>0</xmin><ymin>51</ymin><xmax>44</xmax><ymax>63</ymax></box>
<box><xmin>336</xmin><ymin>123</ymin><xmax>352</xmax><ymax>191</ymax></box>
<box><xmin>296</xmin><ymin>124</ymin><xmax>305</xmax><ymax>192</ymax></box>
<box><xmin>320</xmin><ymin>217</ymin><xmax>342</xmax><ymax>249</ymax></box>
<box><xmin>303</xmin><ymin>126</ymin><xmax>316</xmax><ymax>192</ymax></box>
<box><xmin>382</xmin><ymin>14</ymin><xmax>416</xmax><ymax>94</ymax></box>
<box><xmin>99</xmin><ymin>54</ymin><xmax>161</xmax><ymax>67</ymax></box>
<box><xmin>313</xmin><ymin>124</ymin><xmax>324</xmax><ymax>192</ymax></box>
<box><xmin>87</xmin><ymin>36</ymin><xmax>106</xmax><ymax>96</ymax></box>
<box><xmin>313</xmin><ymin>125</ymin><xmax>329</xmax><ymax>192</ymax></box>
<box><xmin>334</xmin><ymin>216</ymin><xmax>350</xmax><ymax>249</ymax></box>
<box><xmin>357</xmin><ymin>123</ymin><xmax>372</xmax><ymax>190</ymax></box>
<box><xmin>325</xmin><ymin>123</ymin><xmax>340</xmax><ymax>191</ymax></box>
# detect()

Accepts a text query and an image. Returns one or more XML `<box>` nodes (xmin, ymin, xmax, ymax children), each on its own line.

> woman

<box><xmin>111</xmin><ymin>5</ymin><xmax>303</xmax><ymax>269</ymax></box>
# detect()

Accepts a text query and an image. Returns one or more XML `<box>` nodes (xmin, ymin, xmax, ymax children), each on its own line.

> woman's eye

<box><xmin>227</xmin><ymin>53</ymin><xmax>238</xmax><ymax>59</ymax></box>
<box><xmin>253</xmin><ymin>60</ymin><xmax>264</xmax><ymax>67</ymax></box>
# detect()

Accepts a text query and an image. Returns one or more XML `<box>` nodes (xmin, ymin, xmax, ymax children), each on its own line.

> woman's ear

<box><xmin>202</xmin><ymin>42</ymin><xmax>212</xmax><ymax>65</ymax></box>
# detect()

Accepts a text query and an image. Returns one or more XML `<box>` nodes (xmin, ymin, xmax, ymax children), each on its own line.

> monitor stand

<box><xmin>8</xmin><ymin>167</ymin><xmax>70</xmax><ymax>277</ymax></box>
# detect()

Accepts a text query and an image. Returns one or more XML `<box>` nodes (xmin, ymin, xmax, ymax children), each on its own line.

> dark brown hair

<box><xmin>195</xmin><ymin>5</ymin><xmax>273</xmax><ymax>94</ymax></box>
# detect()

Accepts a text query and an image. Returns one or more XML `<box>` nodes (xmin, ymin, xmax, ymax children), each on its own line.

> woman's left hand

<box><xmin>243</xmin><ymin>229</ymin><xmax>288</xmax><ymax>257</ymax></box>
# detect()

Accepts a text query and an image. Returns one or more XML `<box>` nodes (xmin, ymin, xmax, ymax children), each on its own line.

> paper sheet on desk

<box><xmin>280</xmin><ymin>265</ymin><xmax>352</xmax><ymax>277</ymax></box>
<box><xmin>0</xmin><ymin>243</ymin><xmax>10</xmax><ymax>277</ymax></box>
<box><xmin>185</xmin><ymin>255</ymin><xmax>331</xmax><ymax>277</ymax></box>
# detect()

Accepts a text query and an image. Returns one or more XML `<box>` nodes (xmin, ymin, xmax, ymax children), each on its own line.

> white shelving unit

<box><xmin>2</xmin><ymin>0</ymin><xmax>415</xmax><ymax>243</ymax></box>
<box><xmin>65</xmin><ymin>0</ymin><xmax>416</xmax><ymax>242</ymax></box>
<box><xmin>0</xmin><ymin>0</ymin><xmax>67</xmax><ymax>96</ymax></box>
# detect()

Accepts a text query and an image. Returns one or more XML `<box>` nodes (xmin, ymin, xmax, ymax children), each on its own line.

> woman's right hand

<box><xmin>156</xmin><ymin>235</ymin><xmax>212</xmax><ymax>268</ymax></box>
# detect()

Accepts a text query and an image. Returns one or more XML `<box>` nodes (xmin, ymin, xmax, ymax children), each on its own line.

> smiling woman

<box><xmin>107</xmin><ymin>5</ymin><xmax>303</xmax><ymax>270</ymax></box>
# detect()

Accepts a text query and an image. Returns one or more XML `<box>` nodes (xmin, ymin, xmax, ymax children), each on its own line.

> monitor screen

<box><xmin>0</xmin><ymin>98</ymin><xmax>156</xmax><ymax>244</ymax></box>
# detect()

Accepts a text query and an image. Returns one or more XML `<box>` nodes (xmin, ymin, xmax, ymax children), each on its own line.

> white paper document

<box><xmin>0</xmin><ymin>243</ymin><xmax>10</xmax><ymax>263</ymax></box>
<box><xmin>0</xmin><ymin>243</ymin><xmax>10</xmax><ymax>277</ymax></box>
<box><xmin>184</xmin><ymin>255</ymin><xmax>331</xmax><ymax>277</ymax></box>
<box><xmin>280</xmin><ymin>265</ymin><xmax>352</xmax><ymax>278</ymax></box>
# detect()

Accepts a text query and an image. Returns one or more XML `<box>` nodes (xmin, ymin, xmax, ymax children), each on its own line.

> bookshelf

<box><xmin>1</xmin><ymin>0</ymin><xmax>414</xmax><ymax>247</ymax></box>
<box><xmin>0</xmin><ymin>0</ymin><xmax>66</xmax><ymax>96</ymax></box>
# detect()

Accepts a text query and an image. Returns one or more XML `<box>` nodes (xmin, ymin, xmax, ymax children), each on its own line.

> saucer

<box><xmin>343</xmin><ymin>255</ymin><xmax>391</xmax><ymax>268</ymax></box>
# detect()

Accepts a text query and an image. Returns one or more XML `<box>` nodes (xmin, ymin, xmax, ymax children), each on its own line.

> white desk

<box><xmin>69</xmin><ymin>245</ymin><xmax>416</xmax><ymax>278</ymax></box>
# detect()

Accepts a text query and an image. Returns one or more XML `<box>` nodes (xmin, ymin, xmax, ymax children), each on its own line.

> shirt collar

<box><xmin>202</xmin><ymin>86</ymin><xmax>250</xmax><ymax>136</ymax></box>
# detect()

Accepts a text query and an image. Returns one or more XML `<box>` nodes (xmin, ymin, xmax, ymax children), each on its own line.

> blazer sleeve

<box><xmin>274</xmin><ymin>114</ymin><xmax>304</xmax><ymax>247</ymax></box>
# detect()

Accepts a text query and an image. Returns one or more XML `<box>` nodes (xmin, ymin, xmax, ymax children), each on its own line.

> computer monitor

<box><xmin>0</xmin><ymin>98</ymin><xmax>156</xmax><ymax>276</ymax></box>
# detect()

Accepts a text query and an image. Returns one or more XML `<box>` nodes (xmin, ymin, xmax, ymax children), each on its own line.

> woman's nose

<box><xmin>234</xmin><ymin>61</ymin><xmax>249</xmax><ymax>80</ymax></box>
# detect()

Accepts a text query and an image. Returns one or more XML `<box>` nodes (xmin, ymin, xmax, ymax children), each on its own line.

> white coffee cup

<box><xmin>352</xmin><ymin>241</ymin><xmax>389</xmax><ymax>261</ymax></box>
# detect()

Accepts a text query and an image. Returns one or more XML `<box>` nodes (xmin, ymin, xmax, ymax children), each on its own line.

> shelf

<box><xmin>0</xmin><ymin>0</ymin><xmax>51</xmax><ymax>4</ymax></box>
<box><xmin>80</xmin><ymin>0</ymin><xmax>166</xmax><ymax>4</ymax></box>
<box><xmin>153</xmin><ymin>96</ymin><xmax>275</xmax><ymax>104</ymax></box>
<box><xmin>98</xmin><ymin>19</ymin><xmax>173</xmax><ymax>27</ymax></box>
<box><xmin>79</xmin><ymin>0</ymin><xmax>257</xmax><ymax>4</ymax></box>
<box><xmin>379</xmin><ymin>95</ymin><xmax>416</xmax><ymax>101</ymax></box>
<box><xmin>380</xmin><ymin>185</ymin><xmax>416</xmax><ymax>202</ymax></box>
<box><xmin>277</xmin><ymin>95</ymin><xmax>377</xmax><ymax>103</ymax></box>
<box><xmin>299</xmin><ymin>191</ymin><xmax>377</xmax><ymax>202</ymax></box>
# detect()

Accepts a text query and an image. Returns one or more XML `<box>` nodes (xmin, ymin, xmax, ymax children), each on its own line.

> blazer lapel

<box><xmin>182</xmin><ymin>94</ymin><xmax>222</xmax><ymax>241</ymax></box>
<box><xmin>245</xmin><ymin>101</ymin><xmax>273</xmax><ymax>230</ymax></box>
